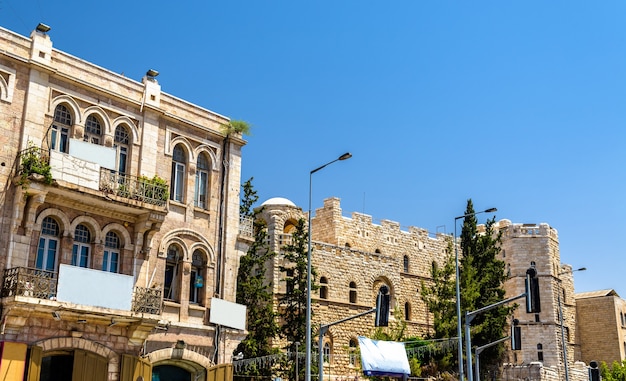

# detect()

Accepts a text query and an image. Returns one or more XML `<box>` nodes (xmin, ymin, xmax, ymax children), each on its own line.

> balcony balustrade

<box><xmin>1</xmin><ymin>267</ymin><xmax>162</xmax><ymax>315</ymax></box>
<box><xmin>99</xmin><ymin>169</ymin><xmax>169</xmax><ymax>207</ymax></box>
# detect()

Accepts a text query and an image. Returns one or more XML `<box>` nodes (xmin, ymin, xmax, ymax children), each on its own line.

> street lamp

<box><xmin>558</xmin><ymin>267</ymin><xmax>586</xmax><ymax>381</ymax></box>
<box><xmin>306</xmin><ymin>152</ymin><xmax>352</xmax><ymax>381</ymax></box>
<box><xmin>454</xmin><ymin>207</ymin><xmax>497</xmax><ymax>381</ymax></box>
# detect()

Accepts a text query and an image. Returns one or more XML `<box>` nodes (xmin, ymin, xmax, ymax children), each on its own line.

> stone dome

<box><xmin>261</xmin><ymin>197</ymin><xmax>297</xmax><ymax>207</ymax></box>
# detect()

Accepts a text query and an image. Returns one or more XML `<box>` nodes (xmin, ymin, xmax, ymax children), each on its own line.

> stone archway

<box><xmin>149</xmin><ymin>347</ymin><xmax>213</xmax><ymax>381</ymax></box>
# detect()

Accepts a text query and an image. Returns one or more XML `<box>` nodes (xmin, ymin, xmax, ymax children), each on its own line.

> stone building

<box><xmin>495</xmin><ymin>220</ymin><xmax>589</xmax><ymax>381</ymax></box>
<box><xmin>256</xmin><ymin>197</ymin><xmax>453</xmax><ymax>378</ymax></box>
<box><xmin>256</xmin><ymin>200</ymin><xmax>617</xmax><ymax>381</ymax></box>
<box><xmin>0</xmin><ymin>24</ymin><xmax>247</xmax><ymax>381</ymax></box>
<box><xmin>575</xmin><ymin>289</ymin><xmax>626</xmax><ymax>366</ymax></box>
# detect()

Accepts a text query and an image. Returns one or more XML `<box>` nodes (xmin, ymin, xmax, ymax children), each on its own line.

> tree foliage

<box><xmin>278</xmin><ymin>218</ymin><xmax>317</xmax><ymax>380</ymax></box>
<box><xmin>421</xmin><ymin>237</ymin><xmax>457</xmax><ymax>340</ymax></box>
<box><xmin>459</xmin><ymin>199</ymin><xmax>511</xmax><ymax>375</ymax></box>
<box><xmin>601</xmin><ymin>360</ymin><xmax>626</xmax><ymax>381</ymax></box>
<box><xmin>234</xmin><ymin>179</ymin><xmax>280</xmax><ymax>381</ymax></box>
<box><xmin>420</xmin><ymin>237</ymin><xmax>457</xmax><ymax>372</ymax></box>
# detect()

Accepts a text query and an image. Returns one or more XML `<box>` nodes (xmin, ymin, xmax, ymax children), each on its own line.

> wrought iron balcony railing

<box><xmin>100</xmin><ymin>169</ymin><xmax>169</xmax><ymax>207</ymax></box>
<box><xmin>1</xmin><ymin>267</ymin><xmax>57</xmax><ymax>299</ymax></box>
<box><xmin>1</xmin><ymin>267</ymin><xmax>163</xmax><ymax>315</ymax></box>
<box><xmin>239</xmin><ymin>215</ymin><xmax>254</xmax><ymax>238</ymax></box>
<box><xmin>132</xmin><ymin>286</ymin><xmax>163</xmax><ymax>315</ymax></box>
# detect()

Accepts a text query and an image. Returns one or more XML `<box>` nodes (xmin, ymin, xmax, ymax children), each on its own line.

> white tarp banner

<box><xmin>358</xmin><ymin>336</ymin><xmax>410</xmax><ymax>377</ymax></box>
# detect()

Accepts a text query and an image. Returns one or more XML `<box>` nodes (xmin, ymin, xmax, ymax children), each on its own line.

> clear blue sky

<box><xmin>3</xmin><ymin>1</ymin><xmax>625</xmax><ymax>295</ymax></box>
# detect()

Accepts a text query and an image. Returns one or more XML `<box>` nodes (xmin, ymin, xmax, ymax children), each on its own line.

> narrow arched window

<box><xmin>323</xmin><ymin>342</ymin><xmax>331</xmax><ymax>364</ymax></box>
<box><xmin>194</xmin><ymin>153</ymin><xmax>210</xmax><ymax>209</ymax></box>
<box><xmin>72</xmin><ymin>224</ymin><xmax>91</xmax><ymax>268</ymax></box>
<box><xmin>170</xmin><ymin>145</ymin><xmax>186</xmax><ymax>202</ymax></box>
<box><xmin>349</xmin><ymin>281</ymin><xmax>357</xmax><ymax>303</ymax></box>
<box><xmin>189</xmin><ymin>250</ymin><xmax>206</xmax><ymax>304</ymax></box>
<box><xmin>36</xmin><ymin>216</ymin><xmax>60</xmax><ymax>271</ymax></box>
<box><xmin>319</xmin><ymin>277</ymin><xmax>328</xmax><ymax>299</ymax></box>
<box><xmin>349</xmin><ymin>338</ymin><xmax>358</xmax><ymax>366</ymax></box>
<box><xmin>84</xmin><ymin>115</ymin><xmax>102</xmax><ymax>145</ymax></box>
<box><xmin>164</xmin><ymin>245</ymin><xmax>182</xmax><ymax>301</ymax></box>
<box><xmin>537</xmin><ymin>343</ymin><xmax>544</xmax><ymax>361</ymax></box>
<box><xmin>403</xmin><ymin>255</ymin><xmax>409</xmax><ymax>272</ymax></box>
<box><xmin>405</xmin><ymin>301</ymin><xmax>411</xmax><ymax>321</ymax></box>
<box><xmin>114</xmin><ymin>125</ymin><xmax>130</xmax><ymax>174</ymax></box>
<box><xmin>103</xmin><ymin>231</ymin><xmax>120</xmax><ymax>273</ymax></box>
<box><xmin>51</xmin><ymin>105</ymin><xmax>72</xmax><ymax>153</ymax></box>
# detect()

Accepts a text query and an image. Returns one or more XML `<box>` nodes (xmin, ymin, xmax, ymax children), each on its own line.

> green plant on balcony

<box><xmin>19</xmin><ymin>145</ymin><xmax>52</xmax><ymax>187</ymax></box>
<box><xmin>138</xmin><ymin>175</ymin><xmax>169</xmax><ymax>202</ymax></box>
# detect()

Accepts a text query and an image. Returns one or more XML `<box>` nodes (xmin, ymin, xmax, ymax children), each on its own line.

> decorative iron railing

<box><xmin>1</xmin><ymin>267</ymin><xmax>57</xmax><ymax>299</ymax></box>
<box><xmin>239</xmin><ymin>215</ymin><xmax>254</xmax><ymax>238</ymax></box>
<box><xmin>99</xmin><ymin>169</ymin><xmax>169</xmax><ymax>207</ymax></box>
<box><xmin>1</xmin><ymin>267</ymin><xmax>163</xmax><ymax>315</ymax></box>
<box><xmin>132</xmin><ymin>286</ymin><xmax>163</xmax><ymax>315</ymax></box>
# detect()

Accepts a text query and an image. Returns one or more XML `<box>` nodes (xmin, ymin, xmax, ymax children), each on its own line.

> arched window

<box><xmin>84</xmin><ymin>115</ymin><xmax>102</xmax><ymax>144</ymax></box>
<box><xmin>537</xmin><ymin>343</ymin><xmax>544</xmax><ymax>362</ymax></box>
<box><xmin>114</xmin><ymin>125</ymin><xmax>130</xmax><ymax>174</ymax></box>
<box><xmin>103</xmin><ymin>231</ymin><xmax>120</xmax><ymax>273</ymax></box>
<box><xmin>164</xmin><ymin>245</ymin><xmax>182</xmax><ymax>301</ymax></box>
<box><xmin>323</xmin><ymin>342</ymin><xmax>331</xmax><ymax>364</ymax></box>
<box><xmin>170</xmin><ymin>145</ymin><xmax>186</xmax><ymax>202</ymax></box>
<box><xmin>319</xmin><ymin>277</ymin><xmax>328</xmax><ymax>299</ymax></box>
<box><xmin>36</xmin><ymin>216</ymin><xmax>60</xmax><ymax>271</ymax></box>
<box><xmin>349</xmin><ymin>281</ymin><xmax>357</xmax><ymax>303</ymax></box>
<box><xmin>349</xmin><ymin>338</ymin><xmax>358</xmax><ymax>366</ymax></box>
<box><xmin>403</xmin><ymin>255</ymin><xmax>409</xmax><ymax>272</ymax></box>
<box><xmin>189</xmin><ymin>250</ymin><xmax>206</xmax><ymax>304</ymax></box>
<box><xmin>51</xmin><ymin>105</ymin><xmax>72</xmax><ymax>153</ymax></box>
<box><xmin>72</xmin><ymin>224</ymin><xmax>91</xmax><ymax>268</ymax></box>
<box><xmin>404</xmin><ymin>301</ymin><xmax>411</xmax><ymax>321</ymax></box>
<box><xmin>195</xmin><ymin>153</ymin><xmax>210</xmax><ymax>209</ymax></box>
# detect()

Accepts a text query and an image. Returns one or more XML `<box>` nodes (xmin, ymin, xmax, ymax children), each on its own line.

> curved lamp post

<box><xmin>454</xmin><ymin>207</ymin><xmax>497</xmax><ymax>381</ymax></box>
<box><xmin>558</xmin><ymin>267</ymin><xmax>586</xmax><ymax>381</ymax></box>
<box><xmin>306</xmin><ymin>152</ymin><xmax>352</xmax><ymax>381</ymax></box>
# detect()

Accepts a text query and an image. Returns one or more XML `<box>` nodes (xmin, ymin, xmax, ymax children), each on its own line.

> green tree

<box><xmin>278</xmin><ymin>218</ymin><xmax>316</xmax><ymax>380</ymax></box>
<box><xmin>234</xmin><ymin>179</ymin><xmax>280</xmax><ymax>381</ymax></box>
<box><xmin>459</xmin><ymin>199</ymin><xmax>511</xmax><ymax>377</ymax></box>
<box><xmin>420</xmin><ymin>237</ymin><xmax>456</xmax><ymax>372</ymax></box>
<box><xmin>601</xmin><ymin>359</ymin><xmax>626</xmax><ymax>381</ymax></box>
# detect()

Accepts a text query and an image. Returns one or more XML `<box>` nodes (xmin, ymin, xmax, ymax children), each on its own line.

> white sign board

<box><xmin>69</xmin><ymin>138</ymin><xmax>116</xmax><ymax>170</ymax></box>
<box><xmin>209</xmin><ymin>298</ymin><xmax>247</xmax><ymax>330</ymax></box>
<box><xmin>57</xmin><ymin>264</ymin><xmax>134</xmax><ymax>311</ymax></box>
<box><xmin>358</xmin><ymin>336</ymin><xmax>410</xmax><ymax>377</ymax></box>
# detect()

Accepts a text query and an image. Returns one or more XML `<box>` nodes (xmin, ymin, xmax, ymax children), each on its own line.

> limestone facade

<box><xmin>0</xmin><ymin>24</ymin><xmax>246</xmax><ymax>381</ymax></box>
<box><xmin>256</xmin><ymin>200</ymin><xmax>620</xmax><ymax>381</ymax></box>
<box><xmin>575</xmin><ymin>289</ymin><xmax>626</xmax><ymax>366</ymax></box>
<box><xmin>257</xmin><ymin>197</ymin><xmax>453</xmax><ymax>378</ymax></box>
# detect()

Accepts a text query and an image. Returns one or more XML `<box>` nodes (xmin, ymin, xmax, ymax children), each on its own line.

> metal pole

<box><xmin>306</xmin><ymin>153</ymin><xmax>351</xmax><ymax>381</ymax></box>
<box><xmin>319</xmin><ymin>326</ymin><xmax>325</xmax><ymax>381</ymax></box>
<box><xmin>296</xmin><ymin>341</ymin><xmax>300</xmax><ymax>381</ymax></box>
<box><xmin>559</xmin><ymin>293</ymin><xmax>570</xmax><ymax>381</ymax></box>
<box><xmin>455</xmin><ymin>219</ymin><xmax>464</xmax><ymax>381</ymax></box>
<box><xmin>475</xmin><ymin>348</ymin><xmax>480</xmax><ymax>381</ymax></box>
<box><xmin>465</xmin><ymin>311</ymin><xmax>474</xmax><ymax>381</ymax></box>
<box><xmin>454</xmin><ymin>208</ymin><xmax>496</xmax><ymax>381</ymax></box>
<box><xmin>306</xmin><ymin>171</ymin><xmax>313</xmax><ymax>381</ymax></box>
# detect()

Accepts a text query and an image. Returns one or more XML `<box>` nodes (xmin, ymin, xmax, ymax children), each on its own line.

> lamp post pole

<box><xmin>454</xmin><ymin>207</ymin><xmax>497</xmax><ymax>381</ymax></box>
<box><xmin>558</xmin><ymin>267</ymin><xmax>586</xmax><ymax>381</ymax></box>
<box><xmin>306</xmin><ymin>153</ymin><xmax>352</xmax><ymax>381</ymax></box>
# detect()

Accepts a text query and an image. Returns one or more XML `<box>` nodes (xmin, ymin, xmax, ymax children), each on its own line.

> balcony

<box><xmin>1</xmin><ymin>267</ymin><xmax>163</xmax><ymax>315</ymax></box>
<box><xmin>99</xmin><ymin>170</ymin><xmax>169</xmax><ymax>207</ymax></box>
<box><xmin>15</xmin><ymin>145</ymin><xmax>169</xmax><ymax>232</ymax></box>
<box><xmin>239</xmin><ymin>215</ymin><xmax>254</xmax><ymax>238</ymax></box>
